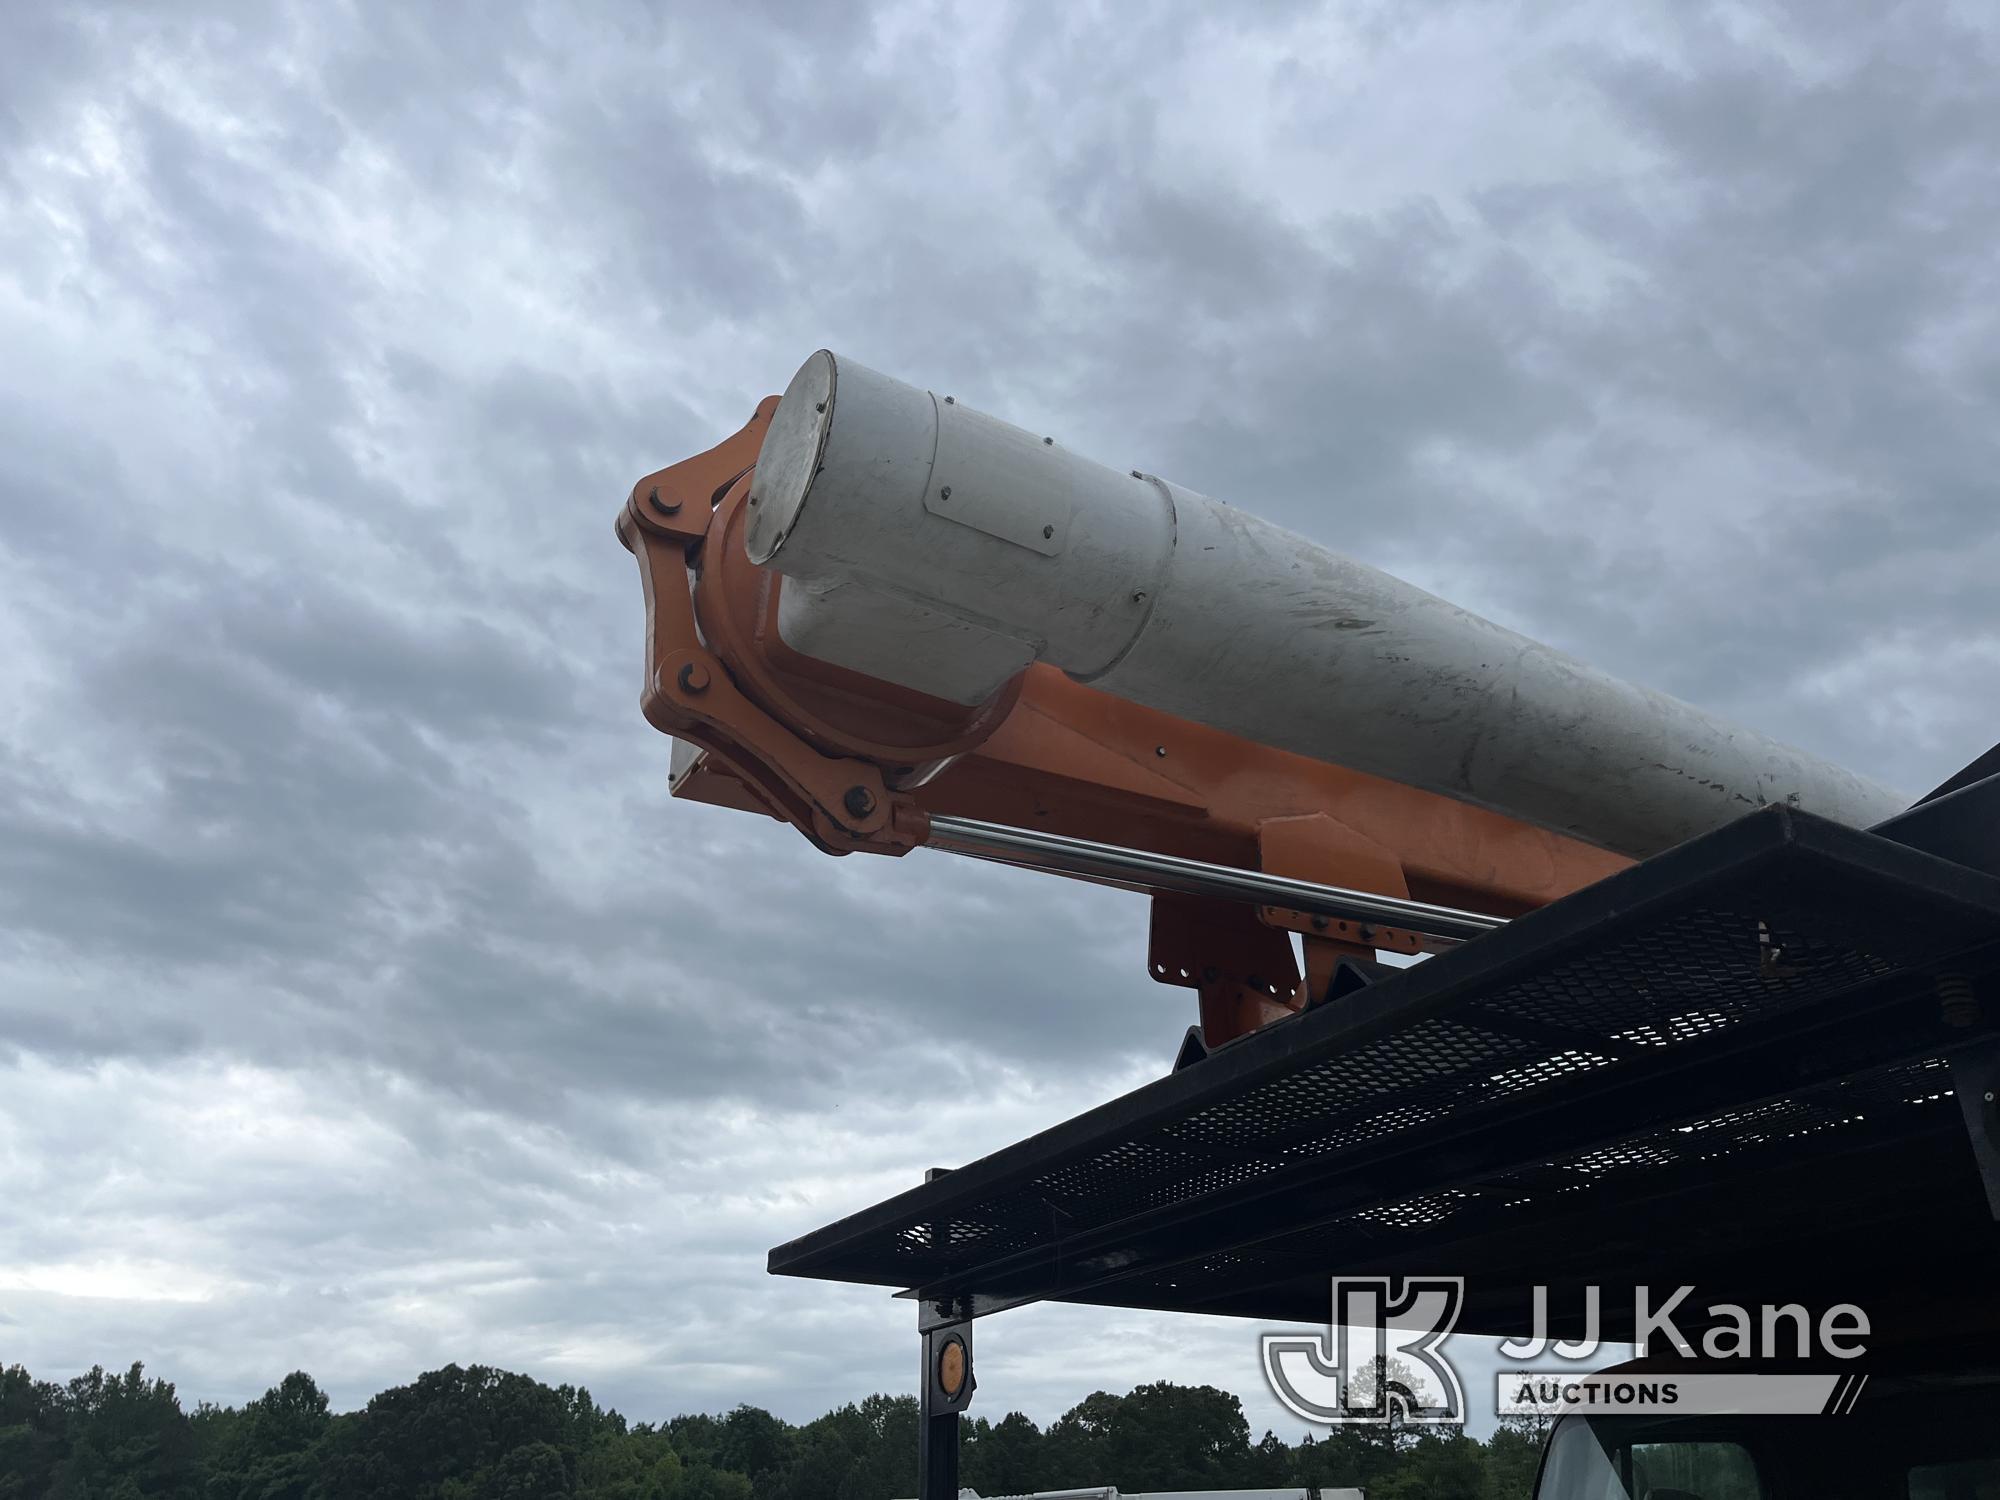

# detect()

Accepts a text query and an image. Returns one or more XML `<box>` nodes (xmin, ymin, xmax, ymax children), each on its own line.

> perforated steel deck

<box><xmin>769</xmin><ymin>807</ymin><xmax>2000</xmax><ymax>1339</ymax></box>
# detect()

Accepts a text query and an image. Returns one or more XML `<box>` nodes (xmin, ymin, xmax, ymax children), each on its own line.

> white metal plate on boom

<box><xmin>924</xmin><ymin>395</ymin><xmax>1070</xmax><ymax>557</ymax></box>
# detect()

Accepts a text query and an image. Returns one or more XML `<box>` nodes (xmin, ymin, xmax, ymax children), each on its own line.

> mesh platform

<box><xmin>769</xmin><ymin>806</ymin><xmax>2000</xmax><ymax>1339</ymax></box>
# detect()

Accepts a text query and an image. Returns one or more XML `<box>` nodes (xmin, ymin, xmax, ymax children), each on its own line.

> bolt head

<box><xmin>1043</xmin><ymin>436</ymin><xmax>1054</xmax><ymax>445</ymax></box>
<box><xmin>939</xmin><ymin>486</ymin><xmax>951</xmax><ymax>500</ymax></box>
<box><xmin>1042</xmin><ymin>524</ymin><xmax>1054</xmax><ymax>539</ymax></box>
<box><xmin>1154</xmin><ymin>745</ymin><xmax>1167</xmax><ymax>757</ymax></box>
<box><xmin>649</xmin><ymin>486</ymin><xmax>682</xmax><ymax>516</ymax></box>
<box><xmin>842</xmin><ymin>785</ymin><xmax>876</xmax><ymax>818</ymax></box>
<box><xmin>676</xmin><ymin>661</ymin><xmax>711</xmax><ymax>694</ymax></box>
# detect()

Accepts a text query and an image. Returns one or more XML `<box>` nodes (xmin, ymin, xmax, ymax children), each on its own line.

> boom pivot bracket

<box><xmin>616</xmin><ymin>399</ymin><xmax>927</xmax><ymax>857</ymax></box>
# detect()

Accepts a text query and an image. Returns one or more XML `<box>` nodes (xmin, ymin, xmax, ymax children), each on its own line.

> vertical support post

<box><xmin>1950</xmin><ymin>1037</ymin><xmax>2000</xmax><ymax>1219</ymax></box>
<box><xmin>918</xmin><ymin>1295</ymin><xmax>973</xmax><ymax>1500</ymax></box>
<box><xmin>919</xmin><ymin>1405</ymin><xmax>960</xmax><ymax>1500</ymax></box>
<box><xmin>918</xmin><ymin>1169</ymin><xmax>973</xmax><ymax>1500</ymax></box>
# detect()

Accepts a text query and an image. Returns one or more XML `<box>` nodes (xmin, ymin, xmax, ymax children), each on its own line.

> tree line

<box><xmin>0</xmin><ymin>1359</ymin><xmax>1549</xmax><ymax>1500</ymax></box>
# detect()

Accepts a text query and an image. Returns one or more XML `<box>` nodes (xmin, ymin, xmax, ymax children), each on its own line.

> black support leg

<box><xmin>918</xmin><ymin>1292</ymin><xmax>973</xmax><ymax>1500</ymax></box>
<box><xmin>1951</xmin><ymin>1036</ymin><xmax>2000</xmax><ymax>1218</ymax></box>
<box><xmin>919</xmin><ymin>1409</ymin><xmax>960</xmax><ymax>1500</ymax></box>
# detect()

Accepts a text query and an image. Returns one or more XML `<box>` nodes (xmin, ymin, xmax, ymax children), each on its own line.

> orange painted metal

<box><xmin>1149</xmin><ymin>895</ymin><xmax>1303</xmax><ymax>1044</ymax></box>
<box><xmin>1254</xmin><ymin>813</ymin><xmax>1422</xmax><ymax>954</ymax></box>
<box><xmin>620</xmin><ymin>402</ymin><xmax>1633</xmax><ymax>1043</ymax></box>
<box><xmin>615</xmin><ymin>401</ymin><xmax>929</xmax><ymax>857</ymax></box>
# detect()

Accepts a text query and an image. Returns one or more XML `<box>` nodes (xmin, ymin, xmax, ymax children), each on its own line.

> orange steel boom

<box><xmin>617</xmin><ymin>398</ymin><xmax>1628</xmax><ymax>1048</ymax></box>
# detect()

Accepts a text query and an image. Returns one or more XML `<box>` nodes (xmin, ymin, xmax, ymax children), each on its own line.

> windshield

<box><xmin>1535</xmin><ymin>1394</ymin><xmax>2000</xmax><ymax>1500</ymax></box>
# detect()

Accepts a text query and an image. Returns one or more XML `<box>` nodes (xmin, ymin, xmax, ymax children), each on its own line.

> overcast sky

<box><xmin>2</xmin><ymin>0</ymin><xmax>1997</xmax><ymax>1445</ymax></box>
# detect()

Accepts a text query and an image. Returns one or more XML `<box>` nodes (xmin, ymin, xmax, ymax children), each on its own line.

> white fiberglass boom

<box><xmin>743</xmin><ymin>351</ymin><xmax>1902</xmax><ymax>860</ymax></box>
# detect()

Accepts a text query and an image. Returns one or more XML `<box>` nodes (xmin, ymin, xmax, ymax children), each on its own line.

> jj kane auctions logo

<box><xmin>1262</xmin><ymin>1279</ymin><xmax>1872</xmax><ymax>1424</ymax></box>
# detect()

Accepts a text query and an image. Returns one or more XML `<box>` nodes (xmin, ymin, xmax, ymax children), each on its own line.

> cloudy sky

<box><xmin>2</xmin><ymin>0</ymin><xmax>1997</xmax><ymax>1443</ymax></box>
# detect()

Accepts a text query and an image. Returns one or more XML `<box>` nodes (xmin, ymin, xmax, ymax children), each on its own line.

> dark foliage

<box><xmin>0</xmin><ymin>1361</ymin><xmax>1543</xmax><ymax>1500</ymax></box>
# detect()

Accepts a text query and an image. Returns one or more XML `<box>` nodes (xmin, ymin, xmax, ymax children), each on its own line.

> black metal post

<box><xmin>917</xmin><ymin>1261</ymin><xmax>973</xmax><ymax>1500</ymax></box>
<box><xmin>918</xmin><ymin>1408</ymin><xmax>959</xmax><ymax>1500</ymax></box>
<box><xmin>1951</xmin><ymin>1035</ymin><xmax>2000</xmax><ymax>1218</ymax></box>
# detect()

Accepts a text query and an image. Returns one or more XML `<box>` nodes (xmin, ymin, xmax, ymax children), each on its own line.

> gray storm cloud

<box><xmin>0</xmin><ymin>0</ymin><xmax>1994</xmax><ymax>1437</ymax></box>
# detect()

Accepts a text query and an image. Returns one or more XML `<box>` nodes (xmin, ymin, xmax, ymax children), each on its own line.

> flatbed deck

<box><xmin>770</xmin><ymin>806</ymin><xmax>2000</xmax><ymax>1340</ymax></box>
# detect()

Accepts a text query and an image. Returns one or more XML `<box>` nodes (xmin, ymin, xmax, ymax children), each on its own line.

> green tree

<box><xmin>1042</xmin><ymin>1383</ymin><xmax>1254</xmax><ymax>1492</ymax></box>
<box><xmin>1374</xmin><ymin>1431</ymin><xmax>1490</xmax><ymax>1500</ymax></box>
<box><xmin>479</xmin><ymin>1440</ymin><xmax>570</xmax><ymax>1500</ymax></box>
<box><xmin>715</xmin><ymin>1407</ymin><xmax>790</xmax><ymax>1486</ymax></box>
<box><xmin>670</xmin><ymin>1463</ymin><xmax>753</xmax><ymax>1500</ymax></box>
<box><xmin>1483</xmin><ymin>1427</ymin><xmax>1547</xmax><ymax>1500</ymax></box>
<box><xmin>577</xmin><ymin>1425</ymin><xmax>682</xmax><ymax>1500</ymax></box>
<box><xmin>833</xmin><ymin>1394</ymin><xmax>915</xmax><ymax>1500</ymax></box>
<box><xmin>664</xmin><ymin>1416</ymin><xmax>722</xmax><ymax>1470</ymax></box>
<box><xmin>750</xmin><ymin>1392</ymin><xmax>916</xmax><ymax>1500</ymax></box>
<box><xmin>310</xmin><ymin>1363</ymin><xmax>601</xmax><ymax>1499</ymax></box>
<box><xmin>0</xmin><ymin>1364</ymin><xmax>65</xmax><ymax>1499</ymax></box>
<box><xmin>1296</xmin><ymin>1425</ymin><xmax>1400</xmax><ymax>1496</ymax></box>
<box><xmin>961</xmin><ymin>1411</ymin><xmax>1043</xmax><ymax>1499</ymax></box>
<box><xmin>191</xmin><ymin>1370</ymin><xmax>337</xmax><ymax>1500</ymax></box>
<box><xmin>246</xmin><ymin>1373</ymin><xmax>332</xmax><ymax>1458</ymax></box>
<box><xmin>54</xmin><ymin>1361</ymin><xmax>200</xmax><ymax>1499</ymax></box>
<box><xmin>1040</xmin><ymin>1390</ymin><xmax>1124</xmax><ymax>1486</ymax></box>
<box><xmin>1248</xmin><ymin>1430</ymin><xmax>1294</xmax><ymax>1486</ymax></box>
<box><xmin>0</xmin><ymin>1354</ymin><xmax>1569</xmax><ymax>1500</ymax></box>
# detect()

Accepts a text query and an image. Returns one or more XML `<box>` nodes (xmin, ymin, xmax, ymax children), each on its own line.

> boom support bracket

<box><xmin>615</xmin><ymin>400</ymin><xmax>928</xmax><ymax>858</ymax></box>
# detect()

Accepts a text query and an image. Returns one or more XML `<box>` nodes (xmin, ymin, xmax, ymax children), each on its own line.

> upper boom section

<box><xmin>749</xmin><ymin>351</ymin><xmax>1903</xmax><ymax>860</ymax></box>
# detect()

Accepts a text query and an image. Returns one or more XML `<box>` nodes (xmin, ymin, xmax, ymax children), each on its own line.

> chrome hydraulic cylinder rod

<box><xmin>924</xmin><ymin>814</ymin><xmax>1505</xmax><ymax>944</ymax></box>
